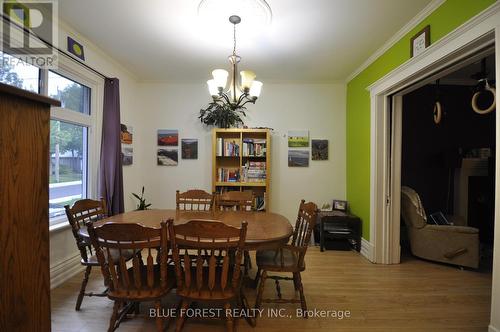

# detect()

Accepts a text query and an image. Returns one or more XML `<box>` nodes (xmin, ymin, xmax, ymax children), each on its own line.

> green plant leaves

<box><xmin>199</xmin><ymin>102</ymin><xmax>246</xmax><ymax>128</ymax></box>
<box><xmin>132</xmin><ymin>187</ymin><xmax>151</xmax><ymax>210</ymax></box>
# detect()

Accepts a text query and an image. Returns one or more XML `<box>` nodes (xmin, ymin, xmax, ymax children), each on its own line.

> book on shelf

<box><xmin>254</xmin><ymin>195</ymin><xmax>266</xmax><ymax>211</ymax></box>
<box><xmin>216</xmin><ymin>138</ymin><xmax>240</xmax><ymax>157</ymax></box>
<box><xmin>242</xmin><ymin>138</ymin><xmax>266</xmax><ymax>157</ymax></box>
<box><xmin>217</xmin><ymin>167</ymin><xmax>240</xmax><ymax>182</ymax></box>
<box><xmin>241</xmin><ymin>161</ymin><xmax>266</xmax><ymax>183</ymax></box>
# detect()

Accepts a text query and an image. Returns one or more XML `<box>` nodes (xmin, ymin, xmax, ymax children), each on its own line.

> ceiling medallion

<box><xmin>198</xmin><ymin>0</ymin><xmax>272</xmax><ymax>26</ymax></box>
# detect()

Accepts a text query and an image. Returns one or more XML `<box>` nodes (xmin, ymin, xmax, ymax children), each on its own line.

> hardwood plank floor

<box><xmin>51</xmin><ymin>247</ymin><xmax>492</xmax><ymax>331</ymax></box>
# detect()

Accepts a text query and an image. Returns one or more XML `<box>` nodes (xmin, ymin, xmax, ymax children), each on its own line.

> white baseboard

<box><xmin>360</xmin><ymin>237</ymin><xmax>375</xmax><ymax>262</ymax></box>
<box><xmin>50</xmin><ymin>252</ymin><xmax>84</xmax><ymax>289</ymax></box>
<box><xmin>489</xmin><ymin>325</ymin><xmax>500</xmax><ymax>332</ymax></box>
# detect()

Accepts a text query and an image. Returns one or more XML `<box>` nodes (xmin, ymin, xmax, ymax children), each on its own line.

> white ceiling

<box><xmin>59</xmin><ymin>0</ymin><xmax>433</xmax><ymax>82</ymax></box>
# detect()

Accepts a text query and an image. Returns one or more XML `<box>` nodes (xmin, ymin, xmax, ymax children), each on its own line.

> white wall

<box><xmin>135</xmin><ymin>82</ymin><xmax>346</xmax><ymax>223</ymax></box>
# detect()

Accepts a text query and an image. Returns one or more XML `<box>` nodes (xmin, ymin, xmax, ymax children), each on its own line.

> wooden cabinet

<box><xmin>0</xmin><ymin>83</ymin><xmax>60</xmax><ymax>331</ymax></box>
<box><xmin>212</xmin><ymin>128</ymin><xmax>271</xmax><ymax>210</ymax></box>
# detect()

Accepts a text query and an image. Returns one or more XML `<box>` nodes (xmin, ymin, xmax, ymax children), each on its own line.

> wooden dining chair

<box><xmin>87</xmin><ymin>221</ymin><xmax>175</xmax><ymax>332</ymax></box>
<box><xmin>254</xmin><ymin>200</ymin><xmax>318</xmax><ymax>318</ymax></box>
<box><xmin>215</xmin><ymin>190</ymin><xmax>253</xmax><ymax>211</ymax></box>
<box><xmin>65</xmin><ymin>198</ymin><xmax>111</xmax><ymax>310</ymax></box>
<box><xmin>215</xmin><ymin>191</ymin><xmax>254</xmax><ymax>274</ymax></box>
<box><xmin>167</xmin><ymin>219</ymin><xmax>248</xmax><ymax>332</ymax></box>
<box><xmin>176</xmin><ymin>189</ymin><xmax>214</xmax><ymax>211</ymax></box>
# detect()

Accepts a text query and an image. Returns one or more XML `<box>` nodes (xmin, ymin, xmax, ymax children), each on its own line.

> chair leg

<box><xmin>255</xmin><ymin>270</ymin><xmax>267</xmax><ymax>310</ymax></box>
<box><xmin>175</xmin><ymin>299</ymin><xmax>191</xmax><ymax>332</ymax></box>
<box><xmin>253</xmin><ymin>267</ymin><xmax>261</xmax><ymax>288</ymax></box>
<box><xmin>244</xmin><ymin>251</ymin><xmax>251</xmax><ymax>275</ymax></box>
<box><xmin>134</xmin><ymin>301</ymin><xmax>140</xmax><ymax>315</ymax></box>
<box><xmin>75</xmin><ymin>265</ymin><xmax>92</xmax><ymax>311</ymax></box>
<box><xmin>295</xmin><ymin>272</ymin><xmax>307</xmax><ymax>317</ymax></box>
<box><xmin>108</xmin><ymin>300</ymin><xmax>120</xmax><ymax>332</ymax></box>
<box><xmin>292</xmin><ymin>272</ymin><xmax>299</xmax><ymax>292</ymax></box>
<box><xmin>154</xmin><ymin>300</ymin><xmax>163</xmax><ymax>332</ymax></box>
<box><xmin>224</xmin><ymin>302</ymin><xmax>234</xmax><ymax>332</ymax></box>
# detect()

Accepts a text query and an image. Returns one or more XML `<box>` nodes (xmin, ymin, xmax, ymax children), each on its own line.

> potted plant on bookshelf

<box><xmin>199</xmin><ymin>102</ymin><xmax>246</xmax><ymax>129</ymax></box>
<box><xmin>132</xmin><ymin>186</ymin><xmax>152</xmax><ymax>210</ymax></box>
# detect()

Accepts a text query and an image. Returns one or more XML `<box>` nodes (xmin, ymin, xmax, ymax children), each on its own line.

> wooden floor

<box><xmin>51</xmin><ymin>247</ymin><xmax>492</xmax><ymax>331</ymax></box>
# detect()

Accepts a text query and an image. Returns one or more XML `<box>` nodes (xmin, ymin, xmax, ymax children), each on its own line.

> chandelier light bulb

<box><xmin>240</xmin><ymin>70</ymin><xmax>256</xmax><ymax>90</ymax></box>
<box><xmin>212</xmin><ymin>69</ymin><xmax>229</xmax><ymax>89</ymax></box>
<box><xmin>207</xmin><ymin>79</ymin><xmax>219</xmax><ymax>96</ymax></box>
<box><xmin>249</xmin><ymin>80</ymin><xmax>263</xmax><ymax>98</ymax></box>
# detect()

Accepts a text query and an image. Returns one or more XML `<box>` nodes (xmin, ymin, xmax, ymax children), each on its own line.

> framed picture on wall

<box><xmin>410</xmin><ymin>25</ymin><xmax>430</xmax><ymax>57</ymax></box>
<box><xmin>288</xmin><ymin>130</ymin><xmax>309</xmax><ymax>148</ymax></box>
<box><xmin>312</xmin><ymin>139</ymin><xmax>328</xmax><ymax>160</ymax></box>
<box><xmin>121</xmin><ymin>146</ymin><xmax>133</xmax><ymax>166</ymax></box>
<box><xmin>181</xmin><ymin>139</ymin><xmax>198</xmax><ymax>159</ymax></box>
<box><xmin>157</xmin><ymin>148</ymin><xmax>178</xmax><ymax>166</ymax></box>
<box><xmin>157</xmin><ymin>129</ymin><xmax>178</xmax><ymax>146</ymax></box>
<box><xmin>288</xmin><ymin>149</ymin><xmax>309</xmax><ymax>167</ymax></box>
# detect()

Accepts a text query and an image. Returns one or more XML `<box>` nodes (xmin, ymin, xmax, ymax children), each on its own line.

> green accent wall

<box><xmin>346</xmin><ymin>0</ymin><xmax>496</xmax><ymax>241</ymax></box>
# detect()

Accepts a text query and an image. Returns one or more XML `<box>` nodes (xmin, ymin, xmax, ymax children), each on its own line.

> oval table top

<box><xmin>80</xmin><ymin>209</ymin><xmax>293</xmax><ymax>250</ymax></box>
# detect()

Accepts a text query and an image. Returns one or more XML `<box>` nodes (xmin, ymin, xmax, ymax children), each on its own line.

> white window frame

<box><xmin>44</xmin><ymin>56</ymin><xmax>104</xmax><ymax>229</ymax></box>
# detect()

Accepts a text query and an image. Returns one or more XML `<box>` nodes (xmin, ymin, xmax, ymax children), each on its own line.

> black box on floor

<box><xmin>323</xmin><ymin>239</ymin><xmax>351</xmax><ymax>251</ymax></box>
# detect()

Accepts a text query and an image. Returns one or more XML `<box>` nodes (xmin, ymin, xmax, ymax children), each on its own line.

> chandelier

<box><xmin>200</xmin><ymin>15</ymin><xmax>262</xmax><ymax>128</ymax></box>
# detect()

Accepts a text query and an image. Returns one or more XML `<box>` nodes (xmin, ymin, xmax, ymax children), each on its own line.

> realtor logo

<box><xmin>1</xmin><ymin>0</ymin><xmax>58</xmax><ymax>68</ymax></box>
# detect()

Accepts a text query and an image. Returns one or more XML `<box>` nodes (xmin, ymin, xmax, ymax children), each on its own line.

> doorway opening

<box><xmin>399</xmin><ymin>52</ymin><xmax>496</xmax><ymax>270</ymax></box>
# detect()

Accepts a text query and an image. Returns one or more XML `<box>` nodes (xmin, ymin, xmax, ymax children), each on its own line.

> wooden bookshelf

<box><xmin>212</xmin><ymin>128</ymin><xmax>271</xmax><ymax>211</ymax></box>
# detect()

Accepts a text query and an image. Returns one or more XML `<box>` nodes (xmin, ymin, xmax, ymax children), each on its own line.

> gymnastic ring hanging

<box><xmin>433</xmin><ymin>101</ymin><xmax>442</xmax><ymax>124</ymax></box>
<box><xmin>471</xmin><ymin>81</ymin><xmax>496</xmax><ymax>115</ymax></box>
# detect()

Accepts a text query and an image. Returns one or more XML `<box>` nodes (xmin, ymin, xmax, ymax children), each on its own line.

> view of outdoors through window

<box><xmin>48</xmin><ymin>71</ymin><xmax>91</xmax><ymax>114</ymax></box>
<box><xmin>0</xmin><ymin>52</ymin><xmax>39</xmax><ymax>92</ymax></box>
<box><xmin>48</xmin><ymin>72</ymin><xmax>90</xmax><ymax>221</ymax></box>
<box><xmin>49</xmin><ymin>121</ymin><xmax>87</xmax><ymax>220</ymax></box>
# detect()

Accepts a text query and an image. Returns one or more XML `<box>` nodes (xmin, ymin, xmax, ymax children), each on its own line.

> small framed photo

<box><xmin>410</xmin><ymin>25</ymin><xmax>430</xmax><ymax>57</ymax></box>
<box><xmin>332</xmin><ymin>200</ymin><xmax>348</xmax><ymax>212</ymax></box>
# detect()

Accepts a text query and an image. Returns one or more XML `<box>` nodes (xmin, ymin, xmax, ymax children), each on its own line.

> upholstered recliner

<box><xmin>401</xmin><ymin>186</ymin><xmax>479</xmax><ymax>269</ymax></box>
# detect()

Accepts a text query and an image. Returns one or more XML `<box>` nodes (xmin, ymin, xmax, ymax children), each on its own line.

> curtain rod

<box><xmin>1</xmin><ymin>15</ymin><xmax>110</xmax><ymax>80</ymax></box>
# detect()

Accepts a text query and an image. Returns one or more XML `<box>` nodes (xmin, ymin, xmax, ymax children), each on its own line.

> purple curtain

<box><xmin>99</xmin><ymin>78</ymin><xmax>124</xmax><ymax>215</ymax></box>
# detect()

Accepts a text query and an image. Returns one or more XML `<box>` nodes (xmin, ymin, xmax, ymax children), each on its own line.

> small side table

<box><xmin>317</xmin><ymin>211</ymin><xmax>361</xmax><ymax>252</ymax></box>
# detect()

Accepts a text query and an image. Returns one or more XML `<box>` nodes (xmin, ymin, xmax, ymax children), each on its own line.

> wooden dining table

<box><xmin>79</xmin><ymin>209</ymin><xmax>293</xmax><ymax>251</ymax></box>
<box><xmin>78</xmin><ymin>209</ymin><xmax>293</xmax><ymax>327</ymax></box>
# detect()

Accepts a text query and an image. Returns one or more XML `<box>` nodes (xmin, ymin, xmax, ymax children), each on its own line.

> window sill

<box><xmin>49</xmin><ymin>217</ymin><xmax>70</xmax><ymax>233</ymax></box>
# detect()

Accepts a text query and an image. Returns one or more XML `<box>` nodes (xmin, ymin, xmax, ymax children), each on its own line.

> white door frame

<box><xmin>367</xmin><ymin>2</ymin><xmax>499</xmax><ymax>264</ymax></box>
<box><xmin>366</xmin><ymin>3</ymin><xmax>500</xmax><ymax>331</ymax></box>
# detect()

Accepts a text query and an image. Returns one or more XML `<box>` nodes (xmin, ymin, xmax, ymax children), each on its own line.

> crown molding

<box><xmin>367</xmin><ymin>1</ymin><xmax>499</xmax><ymax>93</ymax></box>
<box><xmin>137</xmin><ymin>79</ymin><xmax>346</xmax><ymax>85</ymax></box>
<box><xmin>345</xmin><ymin>0</ymin><xmax>446</xmax><ymax>83</ymax></box>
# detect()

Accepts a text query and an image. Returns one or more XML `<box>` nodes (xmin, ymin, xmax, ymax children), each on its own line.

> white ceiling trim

<box><xmin>345</xmin><ymin>0</ymin><xmax>445</xmax><ymax>83</ymax></box>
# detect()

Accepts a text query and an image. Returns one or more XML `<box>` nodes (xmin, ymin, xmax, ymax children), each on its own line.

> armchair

<box><xmin>401</xmin><ymin>186</ymin><xmax>479</xmax><ymax>268</ymax></box>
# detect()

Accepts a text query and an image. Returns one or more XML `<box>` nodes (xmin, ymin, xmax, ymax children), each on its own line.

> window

<box><xmin>0</xmin><ymin>51</ymin><xmax>39</xmax><ymax>92</ymax></box>
<box><xmin>48</xmin><ymin>71</ymin><xmax>91</xmax><ymax>114</ymax></box>
<box><xmin>49</xmin><ymin>120</ymin><xmax>88</xmax><ymax>220</ymax></box>
<box><xmin>48</xmin><ymin>71</ymin><xmax>94</xmax><ymax>225</ymax></box>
